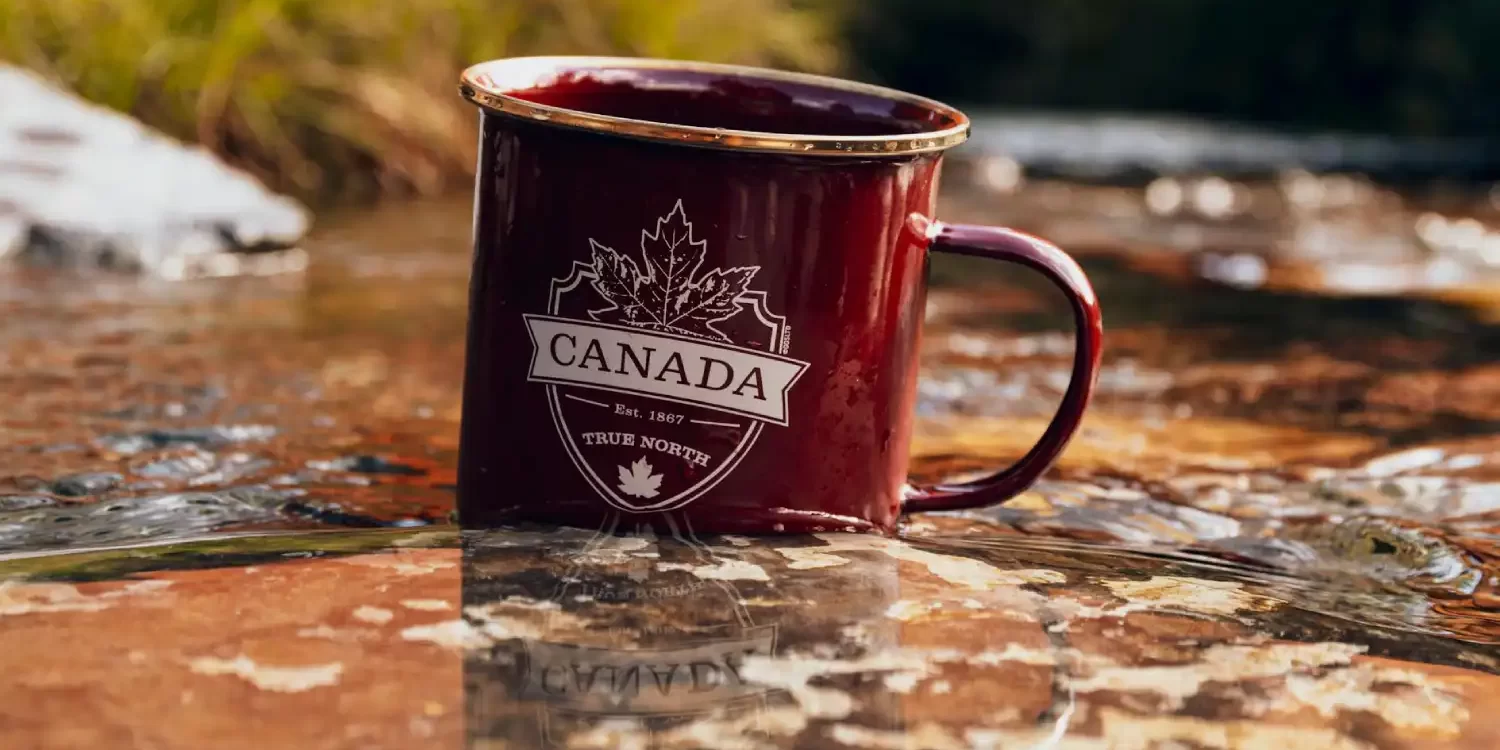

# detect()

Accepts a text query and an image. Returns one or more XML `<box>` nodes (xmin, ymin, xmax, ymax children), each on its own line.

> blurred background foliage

<box><xmin>0</xmin><ymin>0</ymin><xmax>840</xmax><ymax>202</ymax></box>
<box><xmin>848</xmin><ymin>0</ymin><xmax>1500</xmax><ymax>139</ymax></box>
<box><xmin>2</xmin><ymin>0</ymin><xmax>1497</xmax><ymax>203</ymax></box>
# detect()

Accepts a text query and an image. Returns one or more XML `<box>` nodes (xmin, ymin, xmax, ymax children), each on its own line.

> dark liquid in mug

<box><xmin>507</xmin><ymin>68</ymin><xmax>957</xmax><ymax>137</ymax></box>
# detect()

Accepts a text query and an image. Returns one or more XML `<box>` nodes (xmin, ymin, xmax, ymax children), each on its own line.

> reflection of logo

<box><xmin>524</xmin><ymin>201</ymin><xmax>809</xmax><ymax>512</ymax></box>
<box><xmin>518</xmin><ymin>519</ymin><xmax>781</xmax><ymax>746</ymax></box>
<box><xmin>520</xmin><ymin>626</ymin><xmax>777</xmax><ymax>714</ymax></box>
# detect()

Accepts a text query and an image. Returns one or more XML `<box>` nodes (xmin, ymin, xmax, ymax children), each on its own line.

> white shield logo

<box><xmin>524</xmin><ymin>201</ymin><xmax>808</xmax><ymax>512</ymax></box>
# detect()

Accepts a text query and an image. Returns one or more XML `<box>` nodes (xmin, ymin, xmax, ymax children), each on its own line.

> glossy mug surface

<box><xmin>458</xmin><ymin>57</ymin><xmax>1102</xmax><ymax>534</ymax></box>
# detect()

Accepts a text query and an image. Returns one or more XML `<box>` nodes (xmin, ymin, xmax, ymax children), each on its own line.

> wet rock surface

<box><xmin>0</xmin><ymin>65</ymin><xmax>309</xmax><ymax>278</ymax></box>
<box><xmin>4</xmin><ymin>178</ymin><xmax>1500</xmax><ymax>747</ymax></box>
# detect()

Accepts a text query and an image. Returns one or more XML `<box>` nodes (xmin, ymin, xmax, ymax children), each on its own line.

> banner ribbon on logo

<box><xmin>524</xmin><ymin>315</ymin><xmax>807</xmax><ymax>425</ymax></box>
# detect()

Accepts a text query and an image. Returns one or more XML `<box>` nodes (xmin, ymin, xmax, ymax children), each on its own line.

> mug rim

<box><xmin>459</xmin><ymin>56</ymin><xmax>970</xmax><ymax>157</ymax></box>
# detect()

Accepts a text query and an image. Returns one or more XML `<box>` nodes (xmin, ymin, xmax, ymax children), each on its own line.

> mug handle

<box><xmin>901</xmin><ymin>222</ymin><xmax>1103</xmax><ymax>514</ymax></box>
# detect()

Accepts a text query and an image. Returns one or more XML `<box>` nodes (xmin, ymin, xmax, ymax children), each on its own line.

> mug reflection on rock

<box><xmin>457</xmin><ymin>57</ymin><xmax>1102</xmax><ymax>534</ymax></box>
<box><xmin>461</xmin><ymin>523</ymin><xmax>906</xmax><ymax>746</ymax></box>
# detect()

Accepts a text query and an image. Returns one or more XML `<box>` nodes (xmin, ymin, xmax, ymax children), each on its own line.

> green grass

<box><xmin>0</xmin><ymin>0</ymin><xmax>841</xmax><ymax>203</ymax></box>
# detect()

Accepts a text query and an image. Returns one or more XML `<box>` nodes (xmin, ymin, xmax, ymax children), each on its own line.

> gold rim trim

<box><xmin>459</xmin><ymin>56</ymin><xmax>969</xmax><ymax>157</ymax></box>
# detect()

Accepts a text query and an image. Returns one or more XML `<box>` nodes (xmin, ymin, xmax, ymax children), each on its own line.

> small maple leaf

<box><xmin>586</xmin><ymin>201</ymin><xmax>757</xmax><ymax>342</ymax></box>
<box><xmin>617</xmin><ymin>456</ymin><xmax>663</xmax><ymax>499</ymax></box>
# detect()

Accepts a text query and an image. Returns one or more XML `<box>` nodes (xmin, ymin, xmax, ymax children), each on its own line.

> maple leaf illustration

<box><xmin>587</xmin><ymin>239</ymin><xmax>648</xmax><ymax>324</ymax></box>
<box><xmin>617</xmin><ymin>456</ymin><xmax>663</xmax><ymax>499</ymax></box>
<box><xmin>586</xmin><ymin>201</ymin><xmax>758</xmax><ymax>342</ymax></box>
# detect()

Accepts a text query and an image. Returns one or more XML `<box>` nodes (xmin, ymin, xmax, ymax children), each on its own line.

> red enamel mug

<box><xmin>457</xmin><ymin>57</ymin><xmax>1102</xmax><ymax>534</ymax></box>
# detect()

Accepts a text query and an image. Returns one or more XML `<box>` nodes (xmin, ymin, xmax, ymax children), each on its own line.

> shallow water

<box><xmin>4</xmin><ymin>167</ymin><xmax>1500</xmax><ymax>746</ymax></box>
<box><xmin>3</xmin><ymin>523</ymin><xmax>1497</xmax><ymax>747</ymax></box>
